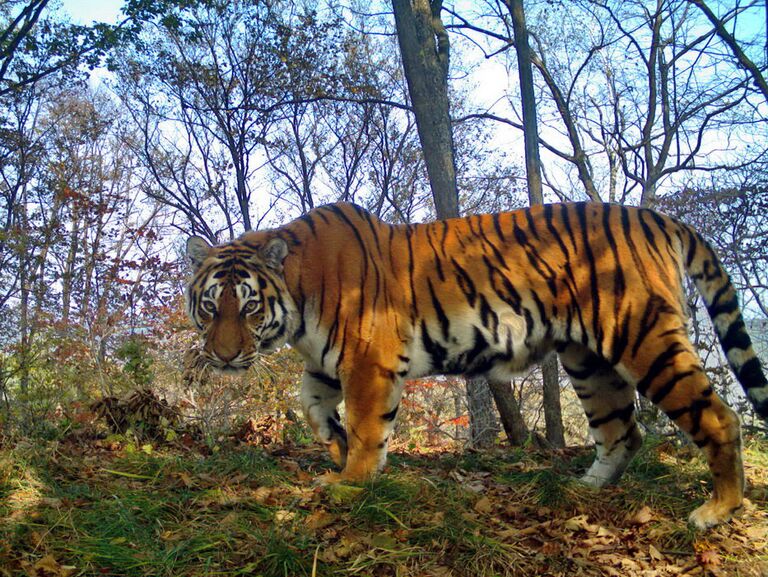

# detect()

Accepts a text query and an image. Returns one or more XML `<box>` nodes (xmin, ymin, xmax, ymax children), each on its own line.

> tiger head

<box><xmin>184</xmin><ymin>235</ymin><xmax>297</xmax><ymax>372</ymax></box>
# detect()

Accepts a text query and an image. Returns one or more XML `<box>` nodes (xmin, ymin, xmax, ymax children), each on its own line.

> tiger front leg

<box><xmin>301</xmin><ymin>369</ymin><xmax>347</xmax><ymax>469</ymax></box>
<box><xmin>325</xmin><ymin>366</ymin><xmax>403</xmax><ymax>484</ymax></box>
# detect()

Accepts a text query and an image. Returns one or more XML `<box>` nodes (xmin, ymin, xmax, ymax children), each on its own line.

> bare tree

<box><xmin>392</xmin><ymin>0</ymin><xmax>458</xmax><ymax>218</ymax></box>
<box><xmin>502</xmin><ymin>0</ymin><xmax>565</xmax><ymax>448</ymax></box>
<box><xmin>686</xmin><ymin>0</ymin><xmax>768</xmax><ymax>103</ymax></box>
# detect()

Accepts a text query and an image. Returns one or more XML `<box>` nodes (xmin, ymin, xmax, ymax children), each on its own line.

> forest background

<box><xmin>0</xmin><ymin>1</ymin><xmax>767</xmax><ymax>574</ymax></box>
<box><xmin>1</xmin><ymin>0</ymin><xmax>765</xmax><ymax>447</ymax></box>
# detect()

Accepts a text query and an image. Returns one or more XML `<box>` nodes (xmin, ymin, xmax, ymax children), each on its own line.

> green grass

<box><xmin>1</xmin><ymin>435</ymin><xmax>766</xmax><ymax>577</ymax></box>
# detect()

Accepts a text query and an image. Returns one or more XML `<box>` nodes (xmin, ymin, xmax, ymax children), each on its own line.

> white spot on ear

<box><xmin>262</xmin><ymin>237</ymin><xmax>288</xmax><ymax>271</ymax></box>
<box><xmin>187</xmin><ymin>236</ymin><xmax>212</xmax><ymax>269</ymax></box>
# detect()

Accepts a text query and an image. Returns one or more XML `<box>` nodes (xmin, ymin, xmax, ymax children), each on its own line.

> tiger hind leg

<box><xmin>300</xmin><ymin>369</ymin><xmax>347</xmax><ymax>468</ymax></box>
<box><xmin>618</xmin><ymin>330</ymin><xmax>743</xmax><ymax>530</ymax></box>
<box><xmin>559</xmin><ymin>344</ymin><xmax>643</xmax><ymax>487</ymax></box>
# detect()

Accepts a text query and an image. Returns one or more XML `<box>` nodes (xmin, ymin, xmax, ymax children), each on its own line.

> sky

<box><xmin>60</xmin><ymin>0</ymin><xmax>123</xmax><ymax>25</ymax></box>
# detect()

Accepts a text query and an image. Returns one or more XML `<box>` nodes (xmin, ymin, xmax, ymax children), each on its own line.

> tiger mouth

<box><xmin>213</xmin><ymin>363</ymin><xmax>251</xmax><ymax>374</ymax></box>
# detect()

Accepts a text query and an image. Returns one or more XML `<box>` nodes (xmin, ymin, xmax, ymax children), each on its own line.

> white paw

<box><xmin>579</xmin><ymin>473</ymin><xmax>609</xmax><ymax>488</ymax></box>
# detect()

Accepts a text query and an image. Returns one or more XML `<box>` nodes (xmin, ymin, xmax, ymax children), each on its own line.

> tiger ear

<box><xmin>261</xmin><ymin>237</ymin><xmax>288</xmax><ymax>271</ymax></box>
<box><xmin>186</xmin><ymin>236</ymin><xmax>212</xmax><ymax>270</ymax></box>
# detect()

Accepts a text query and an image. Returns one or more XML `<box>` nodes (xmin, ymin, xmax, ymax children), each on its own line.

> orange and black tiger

<box><xmin>185</xmin><ymin>201</ymin><xmax>768</xmax><ymax>529</ymax></box>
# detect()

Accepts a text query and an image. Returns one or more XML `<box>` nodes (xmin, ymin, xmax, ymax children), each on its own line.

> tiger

<box><xmin>184</xmin><ymin>201</ymin><xmax>768</xmax><ymax>529</ymax></box>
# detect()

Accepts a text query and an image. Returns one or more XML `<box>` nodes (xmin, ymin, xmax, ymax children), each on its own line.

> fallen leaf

<box><xmin>326</xmin><ymin>484</ymin><xmax>364</xmax><ymax>503</ymax></box>
<box><xmin>648</xmin><ymin>544</ymin><xmax>664</xmax><ymax>561</ymax></box>
<box><xmin>274</xmin><ymin>510</ymin><xmax>296</xmax><ymax>523</ymax></box>
<box><xmin>252</xmin><ymin>486</ymin><xmax>274</xmax><ymax>503</ymax></box>
<box><xmin>306</xmin><ymin>509</ymin><xmax>336</xmax><ymax>530</ymax></box>
<box><xmin>474</xmin><ymin>496</ymin><xmax>492</xmax><ymax>514</ymax></box>
<box><xmin>25</xmin><ymin>555</ymin><xmax>76</xmax><ymax>577</ymax></box>
<box><xmin>564</xmin><ymin>514</ymin><xmax>593</xmax><ymax>532</ymax></box>
<box><xmin>371</xmin><ymin>533</ymin><xmax>398</xmax><ymax>549</ymax></box>
<box><xmin>627</xmin><ymin>505</ymin><xmax>653</xmax><ymax>525</ymax></box>
<box><xmin>697</xmin><ymin>548</ymin><xmax>721</xmax><ymax>567</ymax></box>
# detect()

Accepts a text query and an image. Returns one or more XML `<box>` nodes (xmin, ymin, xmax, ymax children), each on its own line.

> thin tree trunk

<box><xmin>466</xmin><ymin>377</ymin><xmax>500</xmax><ymax>448</ymax></box>
<box><xmin>392</xmin><ymin>0</ymin><xmax>458</xmax><ymax>218</ymax></box>
<box><xmin>506</xmin><ymin>0</ymin><xmax>565</xmax><ymax>448</ymax></box>
<box><xmin>488</xmin><ymin>381</ymin><xmax>528</xmax><ymax>445</ymax></box>
<box><xmin>393</xmin><ymin>0</ymin><xmax>531</xmax><ymax>444</ymax></box>
<box><xmin>541</xmin><ymin>354</ymin><xmax>565</xmax><ymax>446</ymax></box>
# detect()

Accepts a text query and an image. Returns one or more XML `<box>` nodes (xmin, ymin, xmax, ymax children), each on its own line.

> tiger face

<box><xmin>185</xmin><ymin>235</ymin><xmax>297</xmax><ymax>372</ymax></box>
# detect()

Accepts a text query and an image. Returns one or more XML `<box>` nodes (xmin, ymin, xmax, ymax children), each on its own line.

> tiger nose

<box><xmin>212</xmin><ymin>330</ymin><xmax>244</xmax><ymax>362</ymax></box>
<box><xmin>217</xmin><ymin>347</ymin><xmax>241</xmax><ymax>362</ymax></box>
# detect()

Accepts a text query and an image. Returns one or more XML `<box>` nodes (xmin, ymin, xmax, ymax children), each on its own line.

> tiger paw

<box><xmin>314</xmin><ymin>471</ymin><xmax>344</xmax><ymax>485</ymax></box>
<box><xmin>688</xmin><ymin>499</ymin><xmax>742</xmax><ymax>530</ymax></box>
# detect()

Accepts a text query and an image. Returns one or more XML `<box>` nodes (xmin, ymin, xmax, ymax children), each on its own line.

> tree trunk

<box><xmin>506</xmin><ymin>0</ymin><xmax>565</xmax><ymax>448</ymax></box>
<box><xmin>391</xmin><ymin>0</ymin><xmax>458</xmax><ymax>218</ymax></box>
<box><xmin>18</xmin><ymin>183</ymin><xmax>31</xmax><ymax>394</ymax></box>
<box><xmin>466</xmin><ymin>377</ymin><xmax>500</xmax><ymax>448</ymax></box>
<box><xmin>541</xmin><ymin>355</ymin><xmax>565</xmax><ymax>446</ymax></box>
<box><xmin>488</xmin><ymin>381</ymin><xmax>528</xmax><ymax>446</ymax></box>
<box><xmin>393</xmin><ymin>0</ymin><xmax>530</xmax><ymax>444</ymax></box>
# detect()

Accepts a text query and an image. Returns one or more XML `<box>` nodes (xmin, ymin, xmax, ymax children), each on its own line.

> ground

<box><xmin>1</xmin><ymin>434</ymin><xmax>766</xmax><ymax>577</ymax></box>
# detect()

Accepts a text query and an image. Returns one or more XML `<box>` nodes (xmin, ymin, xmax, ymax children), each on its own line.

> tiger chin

<box><xmin>184</xmin><ymin>201</ymin><xmax>768</xmax><ymax>531</ymax></box>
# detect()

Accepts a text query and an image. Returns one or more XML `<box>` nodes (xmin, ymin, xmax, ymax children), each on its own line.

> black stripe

<box><xmin>280</xmin><ymin>228</ymin><xmax>301</xmax><ymax>247</ymax></box>
<box><xmin>512</xmin><ymin>217</ymin><xmax>558</xmax><ymax>298</ymax></box>
<box><xmin>421</xmin><ymin>319</ymin><xmax>448</xmax><ymax>371</ymax></box>
<box><xmin>665</xmin><ymin>399</ymin><xmax>711</xmax><ymax>432</ymax></box>
<box><xmin>360</xmin><ymin>208</ymin><xmax>385</xmax><ymax>260</ymax></box>
<box><xmin>589</xmin><ymin>403</ymin><xmax>634</xmax><ymax>429</ymax></box>
<box><xmin>602</xmin><ymin>204</ymin><xmax>626</xmax><ymax>303</ymax></box>
<box><xmin>478</xmin><ymin>294</ymin><xmax>500</xmax><ymax>338</ymax></box>
<box><xmin>327</xmin><ymin>205</ymin><xmax>369</xmax><ymax>281</ymax></box>
<box><xmin>406</xmin><ymin>226</ymin><xmax>419</xmax><ymax>317</ymax></box>
<box><xmin>315</xmin><ymin>208</ymin><xmax>331</xmax><ymax>224</ymax></box>
<box><xmin>483</xmin><ymin>256</ymin><xmax>523</xmax><ymax>313</ymax></box>
<box><xmin>738</xmin><ymin>357</ymin><xmax>768</xmax><ymax>390</ymax></box>
<box><xmin>636</xmin><ymin>342</ymin><xmax>686</xmax><ymax>396</ymax></box>
<box><xmin>464</xmin><ymin>326</ymin><xmax>490</xmax><ymax>370</ymax></box>
<box><xmin>561</xmin><ymin>203</ymin><xmax>578</xmax><ymax>254</ymax></box>
<box><xmin>428</xmin><ymin>278</ymin><xmax>450</xmax><ymax>340</ymax></box>
<box><xmin>563</xmin><ymin>353</ymin><xmax>604</xmax><ymax>381</ymax></box>
<box><xmin>720</xmin><ymin>318</ymin><xmax>751</xmax><ymax>352</ymax></box>
<box><xmin>327</xmin><ymin>416</ymin><xmax>347</xmax><ymax>441</ymax></box>
<box><xmin>299</xmin><ymin>213</ymin><xmax>317</xmax><ymax>236</ymax></box>
<box><xmin>426</xmin><ymin>226</ymin><xmax>446</xmax><ymax>282</ymax></box>
<box><xmin>452</xmin><ymin>258</ymin><xmax>478</xmax><ymax>307</ymax></box>
<box><xmin>309</xmin><ymin>371</ymin><xmax>341</xmax><ymax>390</ymax></box>
<box><xmin>650</xmin><ymin>369</ymin><xmax>698</xmax><ymax>405</ymax></box>
<box><xmin>631</xmin><ymin>296</ymin><xmax>673</xmax><ymax>358</ymax></box>
<box><xmin>492</xmin><ymin>212</ymin><xmax>505</xmax><ymax>241</ymax></box>
<box><xmin>707</xmin><ymin>295</ymin><xmax>739</xmax><ymax>319</ymax></box>
<box><xmin>637</xmin><ymin>210</ymin><xmax>664</xmax><ymax>263</ymax></box>
<box><xmin>524</xmin><ymin>208</ymin><xmax>540</xmax><ymax>240</ymax></box>
<box><xmin>381</xmin><ymin>405</ymin><xmax>399</xmax><ymax>421</ymax></box>
<box><xmin>575</xmin><ymin>203</ymin><xmax>602</xmax><ymax>355</ymax></box>
<box><xmin>685</xmin><ymin>228</ymin><xmax>697</xmax><ymax>268</ymax></box>
<box><xmin>708</xmin><ymin>283</ymin><xmax>731</xmax><ymax>313</ymax></box>
<box><xmin>476</xmin><ymin>218</ymin><xmax>508</xmax><ymax>268</ymax></box>
<box><xmin>611</xmin><ymin>307</ymin><xmax>632</xmax><ymax>365</ymax></box>
<box><xmin>544</xmin><ymin>203</ymin><xmax>569</xmax><ymax>259</ymax></box>
<box><xmin>647</xmin><ymin>210</ymin><xmax>673</xmax><ymax>246</ymax></box>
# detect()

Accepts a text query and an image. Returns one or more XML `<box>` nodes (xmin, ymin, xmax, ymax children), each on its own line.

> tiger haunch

<box><xmin>185</xmin><ymin>201</ymin><xmax>767</xmax><ymax>530</ymax></box>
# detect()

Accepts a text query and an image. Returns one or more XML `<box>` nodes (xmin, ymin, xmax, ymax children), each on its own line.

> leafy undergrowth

<box><xmin>1</xmin><ymin>435</ymin><xmax>766</xmax><ymax>577</ymax></box>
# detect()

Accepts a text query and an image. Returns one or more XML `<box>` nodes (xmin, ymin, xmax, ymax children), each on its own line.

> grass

<box><xmin>1</xmin><ymin>435</ymin><xmax>766</xmax><ymax>577</ymax></box>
